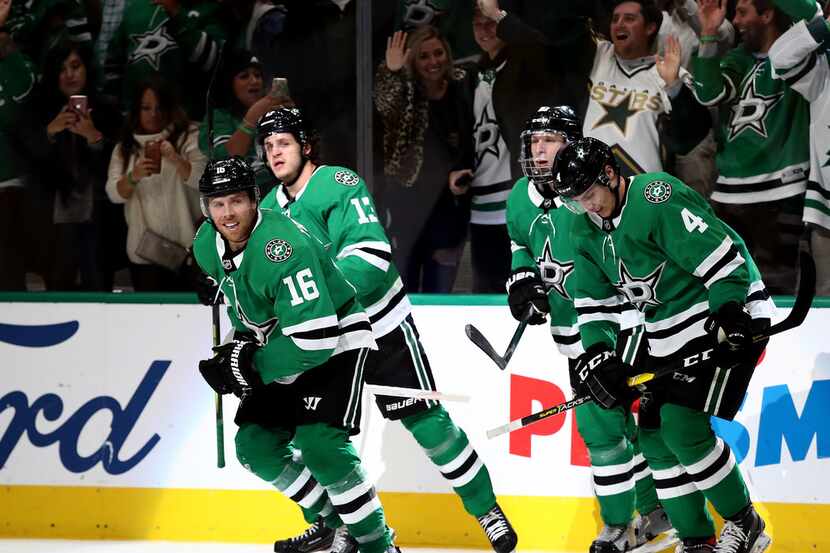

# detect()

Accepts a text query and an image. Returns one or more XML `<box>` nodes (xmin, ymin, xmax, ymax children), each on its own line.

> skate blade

<box><xmin>750</xmin><ymin>533</ymin><xmax>772</xmax><ymax>553</ymax></box>
<box><xmin>629</xmin><ymin>530</ymin><xmax>679</xmax><ymax>553</ymax></box>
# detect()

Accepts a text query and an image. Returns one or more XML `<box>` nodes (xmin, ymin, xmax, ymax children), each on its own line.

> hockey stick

<box><xmin>212</xmin><ymin>304</ymin><xmax>226</xmax><ymax>468</ymax></box>
<box><xmin>465</xmin><ymin>308</ymin><xmax>530</xmax><ymax>370</ymax></box>
<box><xmin>365</xmin><ymin>384</ymin><xmax>470</xmax><ymax>403</ymax></box>
<box><xmin>487</xmin><ymin>252</ymin><xmax>817</xmax><ymax>439</ymax></box>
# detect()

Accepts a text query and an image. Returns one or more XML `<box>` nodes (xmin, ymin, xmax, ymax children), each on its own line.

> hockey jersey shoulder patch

<box><xmin>264</xmin><ymin>238</ymin><xmax>293</xmax><ymax>263</ymax></box>
<box><xmin>643</xmin><ymin>180</ymin><xmax>672</xmax><ymax>204</ymax></box>
<box><xmin>333</xmin><ymin>169</ymin><xmax>360</xmax><ymax>187</ymax></box>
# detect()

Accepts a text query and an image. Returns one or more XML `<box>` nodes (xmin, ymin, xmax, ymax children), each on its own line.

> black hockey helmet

<box><xmin>256</xmin><ymin>106</ymin><xmax>309</xmax><ymax>159</ymax></box>
<box><xmin>519</xmin><ymin>105</ymin><xmax>582</xmax><ymax>199</ymax></box>
<box><xmin>552</xmin><ymin>137</ymin><xmax>619</xmax><ymax>212</ymax></box>
<box><xmin>199</xmin><ymin>156</ymin><xmax>260</xmax><ymax>216</ymax></box>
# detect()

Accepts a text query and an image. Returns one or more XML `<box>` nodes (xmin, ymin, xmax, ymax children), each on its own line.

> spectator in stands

<box><xmin>103</xmin><ymin>0</ymin><xmax>229</xmax><ymax>119</ymax></box>
<box><xmin>394</xmin><ymin>0</ymin><xmax>480</xmax><ymax>62</ymax></box>
<box><xmin>0</xmin><ymin>0</ymin><xmax>36</xmax><ymax>291</ymax></box>
<box><xmin>4</xmin><ymin>0</ymin><xmax>92</xmax><ymax>62</ymax></box>
<box><xmin>693</xmin><ymin>0</ymin><xmax>810</xmax><ymax>294</ymax></box>
<box><xmin>375</xmin><ymin>27</ymin><xmax>473</xmax><ymax>293</ymax></box>
<box><xmin>30</xmin><ymin>40</ymin><xmax>124</xmax><ymax>291</ymax></box>
<box><xmin>198</xmin><ymin>48</ymin><xmax>283</xmax><ymax>190</ymax></box>
<box><xmin>459</xmin><ymin>4</ymin><xmax>555</xmax><ymax>292</ymax></box>
<box><xmin>105</xmin><ymin>75</ymin><xmax>206</xmax><ymax>291</ymax></box>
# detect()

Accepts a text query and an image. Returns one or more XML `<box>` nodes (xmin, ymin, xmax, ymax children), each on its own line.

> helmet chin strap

<box><xmin>608</xmin><ymin>174</ymin><xmax>626</xmax><ymax>220</ymax></box>
<box><xmin>281</xmin><ymin>156</ymin><xmax>309</xmax><ymax>190</ymax></box>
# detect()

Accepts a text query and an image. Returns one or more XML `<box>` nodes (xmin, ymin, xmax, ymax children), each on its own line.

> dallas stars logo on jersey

<box><xmin>225</xmin><ymin>279</ymin><xmax>279</xmax><ymax>346</ymax></box>
<box><xmin>536</xmin><ymin>236</ymin><xmax>575</xmax><ymax>300</ymax></box>
<box><xmin>728</xmin><ymin>66</ymin><xmax>784</xmax><ymax>141</ymax></box>
<box><xmin>614</xmin><ymin>259</ymin><xmax>666</xmax><ymax>312</ymax></box>
<box><xmin>129</xmin><ymin>22</ymin><xmax>178</xmax><ymax>70</ymax></box>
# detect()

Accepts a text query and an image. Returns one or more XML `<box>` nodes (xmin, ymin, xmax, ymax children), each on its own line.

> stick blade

<box><xmin>465</xmin><ymin>324</ymin><xmax>508</xmax><ymax>370</ymax></box>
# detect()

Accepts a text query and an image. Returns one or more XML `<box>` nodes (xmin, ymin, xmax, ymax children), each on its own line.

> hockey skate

<box><xmin>589</xmin><ymin>524</ymin><xmax>634</xmax><ymax>553</ymax></box>
<box><xmin>477</xmin><ymin>503</ymin><xmax>518</xmax><ymax>553</ymax></box>
<box><xmin>713</xmin><ymin>505</ymin><xmax>771</xmax><ymax>553</ymax></box>
<box><xmin>274</xmin><ymin>517</ymin><xmax>335</xmax><ymax>553</ymax></box>
<box><xmin>631</xmin><ymin>507</ymin><xmax>679</xmax><ymax>553</ymax></box>
<box><xmin>330</xmin><ymin>525</ymin><xmax>359</xmax><ymax>553</ymax></box>
<box><xmin>674</xmin><ymin>536</ymin><xmax>716</xmax><ymax>552</ymax></box>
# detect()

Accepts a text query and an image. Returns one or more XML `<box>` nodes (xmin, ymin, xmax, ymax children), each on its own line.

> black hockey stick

<box><xmin>487</xmin><ymin>252</ymin><xmax>816</xmax><ymax>439</ymax></box>
<box><xmin>465</xmin><ymin>306</ymin><xmax>534</xmax><ymax>370</ymax></box>
<box><xmin>206</xmin><ymin>44</ymin><xmax>226</xmax><ymax>469</ymax></box>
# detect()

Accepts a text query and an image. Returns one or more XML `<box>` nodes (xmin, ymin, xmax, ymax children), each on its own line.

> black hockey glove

<box><xmin>575</xmin><ymin>345</ymin><xmax>631</xmax><ymax>409</ymax></box>
<box><xmin>705</xmin><ymin>301</ymin><xmax>752</xmax><ymax>356</ymax></box>
<box><xmin>506</xmin><ymin>268</ymin><xmax>549</xmax><ymax>325</ymax></box>
<box><xmin>195</xmin><ymin>271</ymin><xmax>223</xmax><ymax>305</ymax></box>
<box><xmin>198</xmin><ymin>340</ymin><xmax>263</xmax><ymax>398</ymax></box>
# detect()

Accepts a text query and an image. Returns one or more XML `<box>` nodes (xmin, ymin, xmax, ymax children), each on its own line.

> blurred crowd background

<box><xmin>0</xmin><ymin>0</ymin><xmax>828</xmax><ymax>296</ymax></box>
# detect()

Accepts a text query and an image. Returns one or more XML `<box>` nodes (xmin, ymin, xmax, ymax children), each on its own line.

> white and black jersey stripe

<box><xmin>575</xmin><ymin>296</ymin><xmax>639</xmax><ymax>328</ymax></box>
<box><xmin>645</xmin><ymin>301</ymin><xmax>710</xmax><ymax>358</ymax></box>
<box><xmin>684</xmin><ymin>438</ymin><xmax>737</xmax><ymax>491</ymax></box>
<box><xmin>693</xmin><ymin>237</ymin><xmax>745</xmax><ymax>289</ymax></box>
<box><xmin>437</xmin><ymin>444</ymin><xmax>485</xmax><ymax>488</ymax></box>
<box><xmin>550</xmin><ymin>325</ymin><xmax>585</xmax><ymax>359</ymax></box>
<box><xmin>274</xmin><ymin>466</ymin><xmax>326</xmax><ymax>510</ymax></box>
<box><xmin>364</xmin><ymin>277</ymin><xmax>411</xmax><ymax>338</ymax></box>
<box><xmin>337</xmin><ymin>241</ymin><xmax>393</xmax><ymax>273</ymax></box>
<box><xmin>282</xmin><ymin>311</ymin><xmax>375</xmax><ymax>355</ymax></box>
<box><xmin>651</xmin><ymin>464</ymin><xmax>698</xmax><ymax>500</ymax></box>
<box><xmin>632</xmin><ymin>453</ymin><xmax>652</xmax><ymax>482</ymax></box>
<box><xmin>592</xmin><ymin>459</ymin><xmax>636</xmax><ymax>497</ymax></box>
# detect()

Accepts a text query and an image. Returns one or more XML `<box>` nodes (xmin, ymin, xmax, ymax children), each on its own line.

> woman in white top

<box><xmin>106</xmin><ymin>75</ymin><xmax>207</xmax><ymax>291</ymax></box>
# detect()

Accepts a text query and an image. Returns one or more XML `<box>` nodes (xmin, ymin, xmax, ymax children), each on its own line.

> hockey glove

<box><xmin>575</xmin><ymin>345</ymin><xmax>631</xmax><ymax>409</ymax></box>
<box><xmin>705</xmin><ymin>301</ymin><xmax>752</xmax><ymax>355</ymax></box>
<box><xmin>506</xmin><ymin>268</ymin><xmax>549</xmax><ymax>325</ymax></box>
<box><xmin>195</xmin><ymin>271</ymin><xmax>223</xmax><ymax>305</ymax></box>
<box><xmin>198</xmin><ymin>340</ymin><xmax>263</xmax><ymax>398</ymax></box>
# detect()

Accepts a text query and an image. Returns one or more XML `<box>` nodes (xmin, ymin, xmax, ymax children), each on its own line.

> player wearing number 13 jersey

<box><xmin>257</xmin><ymin>107</ymin><xmax>517</xmax><ymax>553</ymax></box>
<box><xmin>554</xmin><ymin>137</ymin><xmax>775</xmax><ymax>553</ymax></box>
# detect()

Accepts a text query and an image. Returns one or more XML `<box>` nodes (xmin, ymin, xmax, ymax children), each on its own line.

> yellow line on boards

<box><xmin>0</xmin><ymin>486</ymin><xmax>827</xmax><ymax>552</ymax></box>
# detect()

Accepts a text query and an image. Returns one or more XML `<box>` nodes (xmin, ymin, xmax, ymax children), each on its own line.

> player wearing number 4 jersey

<box><xmin>255</xmin><ymin>107</ymin><xmax>517</xmax><ymax>553</ymax></box>
<box><xmin>192</xmin><ymin>157</ymin><xmax>399</xmax><ymax>553</ymax></box>
<box><xmin>554</xmin><ymin>137</ymin><xmax>776</xmax><ymax>553</ymax></box>
<box><xmin>507</xmin><ymin>106</ymin><xmax>674</xmax><ymax>553</ymax></box>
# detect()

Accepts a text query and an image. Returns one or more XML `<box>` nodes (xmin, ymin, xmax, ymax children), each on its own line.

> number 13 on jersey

<box><xmin>351</xmin><ymin>197</ymin><xmax>378</xmax><ymax>224</ymax></box>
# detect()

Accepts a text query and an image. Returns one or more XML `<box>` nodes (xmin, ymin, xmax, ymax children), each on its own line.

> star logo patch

<box><xmin>265</xmin><ymin>238</ymin><xmax>293</xmax><ymax>263</ymax></box>
<box><xmin>536</xmin><ymin>237</ymin><xmax>575</xmax><ymax>300</ymax></box>
<box><xmin>474</xmin><ymin>107</ymin><xmax>504</xmax><ymax>167</ymax></box>
<box><xmin>727</xmin><ymin>71</ymin><xmax>784</xmax><ymax>141</ymax></box>
<box><xmin>614</xmin><ymin>259</ymin><xmax>666</xmax><ymax>312</ymax></box>
<box><xmin>644</xmin><ymin>180</ymin><xmax>672</xmax><ymax>204</ymax></box>
<box><xmin>129</xmin><ymin>23</ymin><xmax>178</xmax><ymax>71</ymax></box>
<box><xmin>593</xmin><ymin>91</ymin><xmax>639</xmax><ymax>136</ymax></box>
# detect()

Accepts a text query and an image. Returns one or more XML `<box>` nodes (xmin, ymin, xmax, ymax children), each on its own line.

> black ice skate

<box><xmin>714</xmin><ymin>505</ymin><xmax>771</xmax><ymax>553</ymax></box>
<box><xmin>274</xmin><ymin>517</ymin><xmax>335</xmax><ymax>553</ymax></box>
<box><xmin>330</xmin><ymin>525</ymin><xmax>359</xmax><ymax>553</ymax></box>
<box><xmin>630</xmin><ymin>506</ymin><xmax>678</xmax><ymax>553</ymax></box>
<box><xmin>589</xmin><ymin>524</ymin><xmax>634</xmax><ymax>553</ymax></box>
<box><xmin>675</xmin><ymin>536</ymin><xmax>716</xmax><ymax>552</ymax></box>
<box><xmin>476</xmin><ymin>503</ymin><xmax>518</xmax><ymax>553</ymax></box>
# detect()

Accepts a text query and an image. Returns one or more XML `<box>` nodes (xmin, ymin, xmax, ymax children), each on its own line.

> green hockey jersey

<box><xmin>506</xmin><ymin>177</ymin><xmax>641</xmax><ymax>359</ymax></box>
<box><xmin>192</xmin><ymin>209</ymin><xmax>376</xmax><ymax>383</ymax></box>
<box><xmin>260</xmin><ymin>165</ymin><xmax>410</xmax><ymax>338</ymax></box>
<box><xmin>0</xmin><ymin>50</ymin><xmax>36</xmax><ymax>188</ymax></box>
<box><xmin>692</xmin><ymin>44</ymin><xmax>810</xmax><ymax>205</ymax></box>
<box><xmin>571</xmin><ymin>173</ymin><xmax>775</xmax><ymax>359</ymax></box>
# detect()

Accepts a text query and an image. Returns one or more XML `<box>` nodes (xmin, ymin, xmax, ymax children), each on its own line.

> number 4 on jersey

<box><xmin>283</xmin><ymin>268</ymin><xmax>320</xmax><ymax>306</ymax></box>
<box><xmin>351</xmin><ymin>197</ymin><xmax>378</xmax><ymax>224</ymax></box>
<box><xmin>681</xmin><ymin>208</ymin><xmax>708</xmax><ymax>234</ymax></box>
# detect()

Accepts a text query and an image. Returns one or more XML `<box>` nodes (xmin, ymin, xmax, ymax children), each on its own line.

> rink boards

<box><xmin>0</xmin><ymin>295</ymin><xmax>828</xmax><ymax>552</ymax></box>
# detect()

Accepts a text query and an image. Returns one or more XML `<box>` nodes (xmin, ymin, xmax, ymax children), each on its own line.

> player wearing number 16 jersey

<box><xmin>554</xmin><ymin>137</ymin><xmax>775</xmax><ymax>553</ymax></box>
<box><xmin>256</xmin><ymin>107</ymin><xmax>517</xmax><ymax>553</ymax></box>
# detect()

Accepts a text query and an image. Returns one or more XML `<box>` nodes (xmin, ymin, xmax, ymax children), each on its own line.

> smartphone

<box><xmin>145</xmin><ymin>140</ymin><xmax>161</xmax><ymax>174</ymax></box>
<box><xmin>270</xmin><ymin>77</ymin><xmax>290</xmax><ymax>100</ymax></box>
<box><xmin>69</xmin><ymin>95</ymin><xmax>88</xmax><ymax>115</ymax></box>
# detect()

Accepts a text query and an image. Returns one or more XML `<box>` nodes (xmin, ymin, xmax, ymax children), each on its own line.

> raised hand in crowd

<box><xmin>0</xmin><ymin>0</ymin><xmax>11</xmax><ymax>27</ymax></box>
<box><xmin>46</xmin><ymin>107</ymin><xmax>78</xmax><ymax>140</ymax></box>
<box><xmin>697</xmin><ymin>0</ymin><xmax>728</xmax><ymax>36</ymax></box>
<box><xmin>130</xmin><ymin>155</ymin><xmax>158</xmax><ymax>182</ymax></box>
<box><xmin>385</xmin><ymin>30</ymin><xmax>410</xmax><ymax>72</ymax></box>
<box><xmin>448</xmin><ymin>169</ymin><xmax>473</xmax><ymax>196</ymax></box>
<box><xmin>476</xmin><ymin>0</ymin><xmax>503</xmax><ymax>21</ymax></box>
<box><xmin>68</xmin><ymin>108</ymin><xmax>103</xmax><ymax>144</ymax></box>
<box><xmin>656</xmin><ymin>34</ymin><xmax>682</xmax><ymax>86</ymax></box>
<box><xmin>159</xmin><ymin>138</ymin><xmax>192</xmax><ymax>179</ymax></box>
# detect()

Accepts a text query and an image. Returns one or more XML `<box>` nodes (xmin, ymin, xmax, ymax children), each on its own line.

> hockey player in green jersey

<box><xmin>507</xmin><ymin>106</ymin><xmax>673</xmax><ymax>553</ymax></box>
<box><xmin>254</xmin><ymin>107</ymin><xmax>517</xmax><ymax>553</ymax></box>
<box><xmin>193</xmin><ymin>157</ymin><xmax>399</xmax><ymax>553</ymax></box>
<box><xmin>552</xmin><ymin>137</ymin><xmax>776</xmax><ymax>553</ymax></box>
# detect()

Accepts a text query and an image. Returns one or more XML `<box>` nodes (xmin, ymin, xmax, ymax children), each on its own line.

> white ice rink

<box><xmin>0</xmin><ymin>543</ymin><xmax>575</xmax><ymax>553</ymax></box>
